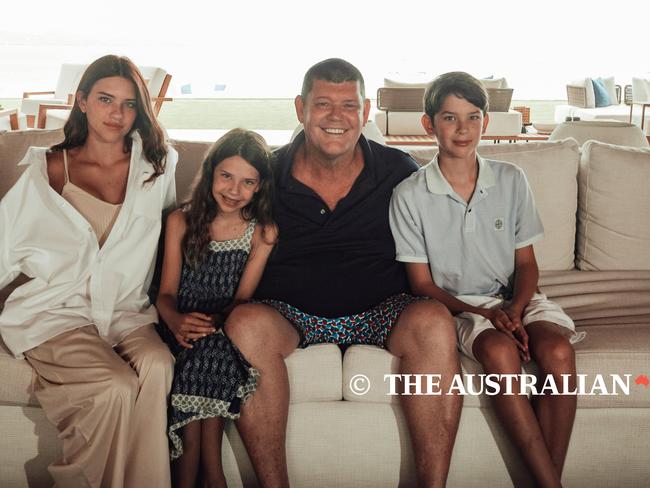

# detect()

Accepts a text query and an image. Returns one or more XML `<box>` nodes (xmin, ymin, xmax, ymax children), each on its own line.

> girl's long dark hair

<box><xmin>51</xmin><ymin>54</ymin><xmax>168</xmax><ymax>182</ymax></box>
<box><xmin>182</xmin><ymin>129</ymin><xmax>274</xmax><ymax>266</ymax></box>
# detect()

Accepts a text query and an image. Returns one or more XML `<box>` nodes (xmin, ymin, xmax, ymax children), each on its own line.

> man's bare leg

<box><xmin>387</xmin><ymin>301</ymin><xmax>463</xmax><ymax>488</ymax></box>
<box><xmin>224</xmin><ymin>304</ymin><xmax>299</xmax><ymax>488</ymax></box>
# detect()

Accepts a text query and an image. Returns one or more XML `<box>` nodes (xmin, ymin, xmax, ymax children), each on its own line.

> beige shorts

<box><xmin>455</xmin><ymin>293</ymin><xmax>585</xmax><ymax>361</ymax></box>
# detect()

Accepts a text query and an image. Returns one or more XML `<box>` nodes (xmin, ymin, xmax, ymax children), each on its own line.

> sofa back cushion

<box><xmin>169</xmin><ymin>139</ymin><xmax>211</xmax><ymax>202</ymax></box>
<box><xmin>0</xmin><ymin>129</ymin><xmax>64</xmax><ymax>199</ymax></box>
<box><xmin>477</xmin><ymin>139</ymin><xmax>580</xmax><ymax>270</ymax></box>
<box><xmin>577</xmin><ymin>141</ymin><xmax>650</xmax><ymax>270</ymax></box>
<box><xmin>548</xmin><ymin>121</ymin><xmax>649</xmax><ymax>148</ymax></box>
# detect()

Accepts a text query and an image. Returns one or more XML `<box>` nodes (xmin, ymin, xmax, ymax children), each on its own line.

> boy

<box><xmin>389</xmin><ymin>72</ymin><xmax>583</xmax><ymax>487</ymax></box>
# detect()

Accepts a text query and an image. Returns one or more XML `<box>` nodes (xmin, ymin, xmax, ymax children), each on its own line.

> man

<box><xmin>225</xmin><ymin>58</ymin><xmax>462</xmax><ymax>488</ymax></box>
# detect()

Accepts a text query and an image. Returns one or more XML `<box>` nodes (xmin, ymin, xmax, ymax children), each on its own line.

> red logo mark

<box><xmin>635</xmin><ymin>375</ymin><xmax>649</xmax><ymax>387</ymax></box>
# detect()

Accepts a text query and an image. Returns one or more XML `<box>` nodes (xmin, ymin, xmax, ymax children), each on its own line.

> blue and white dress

<box><xmin>162</xmin><ymin>219</ymin><xmax>259</xmax><ymax>460</ymax></box>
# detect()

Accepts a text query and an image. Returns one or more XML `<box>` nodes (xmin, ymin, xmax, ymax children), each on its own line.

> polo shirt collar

<box><xmin>425</xmin><ymin>152</ymin><xmax>496</xmax><ymax>195</ymax></box>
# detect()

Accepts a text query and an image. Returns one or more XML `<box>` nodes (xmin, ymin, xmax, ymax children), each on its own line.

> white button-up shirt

<box><xmin>0</xmin><ymin>132</ymin><xmax>177</xmax><ymax>358</ymax></box>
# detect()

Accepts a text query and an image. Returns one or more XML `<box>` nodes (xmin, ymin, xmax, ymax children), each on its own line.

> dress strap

<box><xmin>244</xmin><ymin>219</ymin><xmax>257</xmax><ymax>247</ymax></box>
<box><xmin>62</xmin><ymin>149</ymin><xmax>70</xmax><ymax>185</ymax></box>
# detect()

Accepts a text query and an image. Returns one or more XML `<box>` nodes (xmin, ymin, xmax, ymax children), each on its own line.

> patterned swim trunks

<box><xmin>259</xmin><ymin>293</ymin><xmax>425</xmax><ymax>348</ymax></box>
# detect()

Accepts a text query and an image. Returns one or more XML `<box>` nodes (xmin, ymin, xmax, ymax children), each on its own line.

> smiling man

<box><xmin>224</xmin><ymin>58</ymin><xmax>462</xmax><ymax>488</ymax></box>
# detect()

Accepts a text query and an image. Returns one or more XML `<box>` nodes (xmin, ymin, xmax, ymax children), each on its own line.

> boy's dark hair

<box><xmin>301</xmin><ymin>58</ymin><xmax>365</xmax><ymax>99</ymax></box>
<box><xmin>423</xmin><ymin>72</ymin><xmax>488</xmax><ymax>120</ymax></box>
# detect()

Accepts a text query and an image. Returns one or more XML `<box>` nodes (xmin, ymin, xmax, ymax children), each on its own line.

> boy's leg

<box><xmin>472</xmin><ymin>329</ymin><xmax>562</xmax><ymax>487</ymax></box>
<box><xmin>200</xmin><ymin>417</ymin><xmax>227</xmax><ymax>488</ymax></box>
<box><xmin>114</xmin><ymin>324</ymin><xmax>174</xmax><ymax>488</ymax></box>
<box><xmin>224</xmin><ymin>303</ymin><xmax>300</xmax><ymax>488</ymax></box>
<box><xmin>386</xmin><ymin>299</ymin><xmax>462</xmax><ymax>488</ymax></box>
<box><xmin>526</xmin><ymin>321</ymin><xmax>577</xmax><ymax>476</ymax></box>
<box><xmin>24</xmin><ymin>325</ymin><xmax>139</xmax><ymax>488</ymax></box>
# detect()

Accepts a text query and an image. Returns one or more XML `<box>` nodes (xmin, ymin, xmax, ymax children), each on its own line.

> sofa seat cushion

<box><xmin>342</xmin><ymin>317</ymin><xmax>650</xmax><ymax>408</ymax></box>
<box><xmin>0</xmin><ymin>338</ymin><xmax>36</xmax><ymax>407</ymax></box>
<box><xmin>0</xmin><ymin>341</ymin><xmax>343</xmax><ymax>408</ymax></box>
<box><xmin>286</xmin><ymin>344</ymin><xmax>342</xmax><ymax>403</ymax></box>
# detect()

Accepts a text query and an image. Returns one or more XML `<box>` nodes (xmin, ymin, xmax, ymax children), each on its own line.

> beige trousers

<box><xmin>25</xmin><ymin>324</ymin><xmax>174</xmax><ymax>488</ymax></box>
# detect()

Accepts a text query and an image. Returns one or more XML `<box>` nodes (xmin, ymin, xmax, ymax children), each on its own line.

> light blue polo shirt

<box><xmin>389</xmin><ymin>154</ymin><xmax>544</xmax><ymax>297</ymax></box>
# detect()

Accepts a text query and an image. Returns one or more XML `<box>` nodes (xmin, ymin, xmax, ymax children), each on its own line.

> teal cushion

<box><xmin>592</xmin><ymin>78</ymin><xmax>611</xmax><ymax>107</ymax></box>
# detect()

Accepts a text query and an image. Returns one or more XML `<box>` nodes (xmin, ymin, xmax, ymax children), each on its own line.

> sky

<box><xmin>1</xmin><ymin>0</ymin><xmax>648</xmax><ymax>98</ymax></box>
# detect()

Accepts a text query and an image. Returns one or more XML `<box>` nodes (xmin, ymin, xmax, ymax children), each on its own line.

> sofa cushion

<box><xmin>0</xmin><ymin>337</ymin><xmax>37</xmax><ymax>407</ymax></box>
<box><xmin>577</xmin><ymin>142</ymin><xmax>650</xmax><ymax>270</ymax></box>
<box><xmin>0</xmin><ymin>341</ymin><xmax>343</xmax><ymax>408</ymax></box>
<box><xmin>0</xmin><ymin>129</ymin><xmax>64</xmax><ymax>198</ymax></box>
<box><xmin>592</xmin><ymin>78</ymin><xmax>611</xmax><ymax>107</ymax></box>
<box><xmin>286</xmin><ymin>344</ymin><xmax>343</xmax><ymax>403</ymax></box>
<box><xmin>539</xmin><ymin>270</ymin><xmax>650</xmax><ymax>325</ymax></box>
<box><xmin>548</xmin><ymin>121</ymin><xmax>649</xmax><ymax>148</ymax></box>
<box><xmin>478</xmin><ymin>139</ymin><xmax>580</xmax><ymax>270</ymax></box>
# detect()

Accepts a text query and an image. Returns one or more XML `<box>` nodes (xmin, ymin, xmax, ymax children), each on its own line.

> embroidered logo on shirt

<box><xmin>494</xmin><ymin>217</ymin><xmax>505</xmax><ymax>231</ymax></box>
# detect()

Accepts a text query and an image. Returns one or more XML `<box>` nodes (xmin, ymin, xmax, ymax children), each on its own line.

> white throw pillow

<box><xmin>481</xmin><ymin>77</ymin><xmax>508</xmax><ymax>89</ymax></box>
<box><xmin>577</xmin><ymin>141</ymin><xmax>650</xmax><ymax>270</ymax></box>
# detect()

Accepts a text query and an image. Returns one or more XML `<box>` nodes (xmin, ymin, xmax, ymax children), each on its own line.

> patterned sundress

<box><xmin>163</xmin><ymin>219</ymin><xmax>259</xmax><ymax>460</ymax></box>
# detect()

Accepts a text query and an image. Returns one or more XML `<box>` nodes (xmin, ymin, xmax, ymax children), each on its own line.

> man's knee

<box><xmin>391</xmin><ymin>300</ymin><xmax>456</xmax><ymax>353</ymax></box>
<box><xmin>225</xmin><ymin>303</ymin><xmax>298</xmax><ymax>358</ymax></box>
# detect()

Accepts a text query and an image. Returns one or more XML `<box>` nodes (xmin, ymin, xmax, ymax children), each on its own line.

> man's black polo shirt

<box><xmin>254</xmin><ymin>132</ymin><xmax>419</xmax><ymax>318</ymax></box>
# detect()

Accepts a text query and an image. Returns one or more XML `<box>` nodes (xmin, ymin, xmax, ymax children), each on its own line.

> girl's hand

<box><xmin>168</xmin><ymin>312</ymin><xmax>215</xmax><ymax>349</ymax></box>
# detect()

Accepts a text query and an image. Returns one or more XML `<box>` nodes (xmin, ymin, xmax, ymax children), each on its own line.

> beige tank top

<box><xmin>61</xmin><ymin>150</ymin><xmax>122</xmax><ymax>247</ymax></box>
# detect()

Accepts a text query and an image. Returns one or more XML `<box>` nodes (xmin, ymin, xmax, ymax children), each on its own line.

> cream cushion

<box><xmin>577</xmin><ymin>141</ymin><xmax>650</xmax><ymax>270</ymax></box>
<box><xmin>478</xmin><ymin>139</ymin><xmax>580</xmax><ymax>270</ymax></box>
<box><xmin>549</xmin><ymin>121</ymin><xmax>649</xmax><ymax>148</ymax></box>
<box><xmin>480</xmin><ymin>77</ymin><xmax>508</xmax><ymax>89</ymax></box>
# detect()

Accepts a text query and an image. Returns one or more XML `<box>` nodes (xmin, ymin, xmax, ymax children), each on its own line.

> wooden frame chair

<box><xmin>36</xmin><ymin>71</ymin><xmax>173</xmax><ymax>129</ymax></box>
<box><xmin>0</xmin><ymin>109</ymin><xmax>20</xmax><ymax>131</ymax></box>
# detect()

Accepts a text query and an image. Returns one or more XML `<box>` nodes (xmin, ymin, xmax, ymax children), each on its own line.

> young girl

<box><xmin>156</xmin><ymin>129</ymin><xmax>277</xmax><ymax>488</ymax></box>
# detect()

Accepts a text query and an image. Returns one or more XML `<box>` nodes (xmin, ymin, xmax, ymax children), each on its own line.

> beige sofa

<box><xmin>1</xmin><ymin>130</ymin><xmax>649</xmax><ymax>487</ymax></box>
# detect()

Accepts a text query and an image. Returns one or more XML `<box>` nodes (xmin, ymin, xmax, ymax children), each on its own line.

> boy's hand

<box><xmin>480</xmin><ymin>307</ymin><xmax>530</xmax><ymax>363</ymax></box>
<box><xmin>168</xmin><ymin>312</ymin><xmax>216</xmax><ymax>349</ymax></box>
<box><xmin>501</xmin><ymin>305</ymin><xmax>531</xmax><ymax>363</ymax></box>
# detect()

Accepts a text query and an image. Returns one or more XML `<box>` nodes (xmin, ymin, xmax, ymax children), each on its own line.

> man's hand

<box><xmin>167</xmin><ymin>312</ymin><xmax>216</xmax><ymax>349</ymax></box>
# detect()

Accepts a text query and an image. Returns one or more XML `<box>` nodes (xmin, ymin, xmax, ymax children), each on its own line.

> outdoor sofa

<box><xmin>1</xmin><ymin>129</ymin><xmax>649</xmax><ymax>487</ymax></box>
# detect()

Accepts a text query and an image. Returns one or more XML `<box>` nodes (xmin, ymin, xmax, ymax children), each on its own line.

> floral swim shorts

<box><xmin>259</xmin><ymin>293</ymin><xmax>425</xmax><ymax>348</ymax></box>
